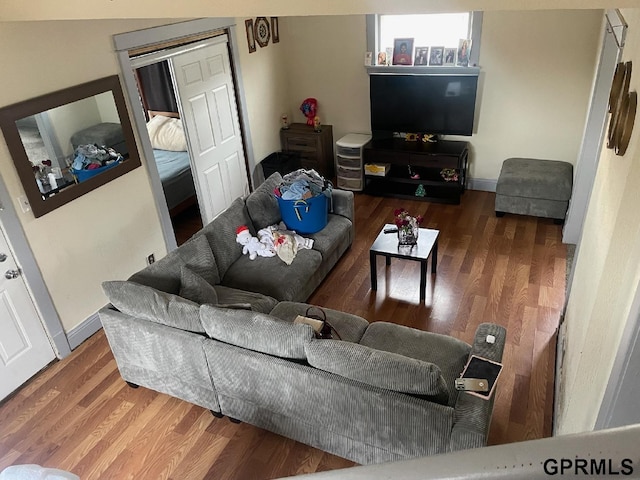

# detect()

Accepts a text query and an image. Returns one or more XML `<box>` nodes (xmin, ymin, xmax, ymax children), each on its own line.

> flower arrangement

<box><xmin>32</xmin><ymin>159</ymin><xmax>52</xmax><ymax>176</ymax></box>
<box><xmin>440</xmin><ymin>168</ymin><xmax>459</xmax><ymax>182</ymax></box>
<box><xmin>32</xmin><ymin>159</ymin><xmax>53</xmax><ymax>189</ymax></box>
<box><xmin>394</xmin><ymin>208</ymin><xmax>423</xmax><ymax>245</ymax></box>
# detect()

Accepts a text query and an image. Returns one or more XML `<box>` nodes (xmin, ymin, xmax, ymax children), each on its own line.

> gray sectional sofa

<box><xmin>100</xmin><ymin>172</ymin><xmax>506</xmax><ymax>464</ymax></box>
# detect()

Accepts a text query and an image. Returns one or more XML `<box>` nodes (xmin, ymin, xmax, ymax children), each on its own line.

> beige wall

<box><xmin>282</xmin><ymin>15</ymin><xmax>371</xmax><ymax>142</ymax></box>
<box><xmin>281</xmin><ymin>11</ymin><xmax>601</xmax><ymax>183</ymax></box>
<box><xmin>0</xmin><ymin>0</ymin><xmax>635</xmax><ymax>21</ymax></box>
<box><xmin>556</xmin><ymin>8</ymin><xmax>640</xmax><ymax>434</ymax></box>
<box><xmin>234</xmin><ymin>17</ymin><xmax>290</xmax><ymax>173</ymax></box>
<box><xmin>0</xmin><ymin>20</ymin><xmax>173</xmax><ymax>332</ymax></box>
<box><xmin>0</xmin><ymin>18</ymin><xmax>291</xmax><ymax>333</ymax></box>
<box><xmin>468</xmin><ymin>10</ymin><xmax>601</xmax><ymax>180</ymax></box>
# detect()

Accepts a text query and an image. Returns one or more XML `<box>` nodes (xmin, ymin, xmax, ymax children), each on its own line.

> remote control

<box><xmin>384</xmin><ymin>227</ymin><xmax>398</xmax><ymax>234</ymax></box>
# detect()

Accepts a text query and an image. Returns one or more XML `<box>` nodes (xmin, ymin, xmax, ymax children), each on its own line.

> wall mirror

<box><xmin>0</xmin><ymin>75</ymin><xmax>140</xmax><ymax>217</ymax></box>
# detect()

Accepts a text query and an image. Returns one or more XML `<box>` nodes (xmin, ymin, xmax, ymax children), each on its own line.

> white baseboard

<box><xmin>468</xmin><ymin>177</ymin><xmax>497</xmax><ymax>192</ymax></box>
<box><xmin>67</xmin><ymin>310</ymin><xmax>103</xmax><ymax>350</ymax></box>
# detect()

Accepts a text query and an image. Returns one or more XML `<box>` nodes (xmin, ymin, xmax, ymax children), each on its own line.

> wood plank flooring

<box><xmin>0</xmin><ymin>190</ymin><xmax>566</xmax><ymax>478</ymax></box>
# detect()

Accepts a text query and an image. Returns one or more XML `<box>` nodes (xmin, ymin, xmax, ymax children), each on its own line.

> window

<box><xmin>379</xmin><ymin>13</ymin><xmax>470</xmax><ymax>53</ymax></box>
<box><xmin>367</xmin><ymin>12</ymin><xmax>481</xmax><ymax>67</ymax></box>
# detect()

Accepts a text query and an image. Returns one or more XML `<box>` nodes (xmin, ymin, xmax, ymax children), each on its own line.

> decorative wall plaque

<box><xmin>254</xmin><ymin>17</ymin><xmax>271</xmax><ymax>48</ymax></box>
<box><xmin>607</xmin><ymin>61</ymin><xmax>636</xmax><ymax>156</ymax></box>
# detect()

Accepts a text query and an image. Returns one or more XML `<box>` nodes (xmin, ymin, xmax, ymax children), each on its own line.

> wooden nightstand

<box><xmin>280</xmin><ymin>123</ymin><xmax>334</xmax><ymax>178</ymax></box>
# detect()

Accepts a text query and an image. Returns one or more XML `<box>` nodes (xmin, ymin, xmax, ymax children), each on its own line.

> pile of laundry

<box><xmin>273</xmin><ymin>168</ymin><xmax>332</xmax><ymax>201</ymax></box>
<box><xmin>236</xmin><ymin>222</ymin><xmax>314</xmax><ymax>265</ymax></box>
<box><xmin>72</xmin><ymin>144</ymin><xmax>123</xmax><ymax>172</ymax></box>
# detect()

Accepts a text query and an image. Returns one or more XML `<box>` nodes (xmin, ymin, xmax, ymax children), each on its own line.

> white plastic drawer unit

<box><xmin>336</xmin><ymin>145</ymin><xmax>362</xmax><ymax>157</ymax></box>
<box><xmin>337</xmin><ymin>177</ymin><xmax>363</xmax><ymax>191</ymax></box>
<box><xmin>336</xmin><ymin>157</ymin><xmax>361</xmax><ymax>169</ymax></box>
<box><xmin>337</xmin><ymin>165</ymin><xmax>362</xmax><ymax>179</ymax></box>
<box><xmin>334</xmin><ymin>133</ymin><xmax>372</xmax><ymax>193</ymax></box>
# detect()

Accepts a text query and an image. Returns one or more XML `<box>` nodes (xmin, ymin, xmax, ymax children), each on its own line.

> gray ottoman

<box><xmin>495</xmin><ymin>158</ymin><xmax>573</xmax><ymax>222</ymax></box>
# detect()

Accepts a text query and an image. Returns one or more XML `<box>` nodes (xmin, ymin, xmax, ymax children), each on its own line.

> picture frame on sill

<box><xmin>457</xmin><ymin>39</ymin><xmax>471</xmax><ymax>67</ymax></box>
<box><xmin>392</xmin><ymin>38</ymin><xmax>414</xmax><ymax>66</ymax></box>
<box><xmin>377</xmin><ymin>51</ymin><xmax>387</xmax><ymax>66</ymax></box>
<box><xmin>271</xmin><ymin>17</ymin><xmax>280</xmax><ymax>43</ymax></box>
<box><xmin>414</xmin><ymin>47</ymin><xmax>429</xmax><ymax>66</ymax></box>
<box><xmin>254</xmin><ymin>16</ymin><xmax>271</xmax><ymax>48</ymax></box>
<box><xmin>444</xmin><ymin>47</ymin><xmax>456</xmax><ymax>66</ymax></box>
<box><xmin>429</xmin><ymin>46</ymin><xmax>444</xmax><ymax>66</ymax></box>
<box><xmin>245</xmin><ymin>19</ymin><xmax>256</xmax><ymax>53</ymax></box>
<box><xmin>385</xmin><ymin>47</ymin><xmax>393</xmax><ymax>66</ymax></box>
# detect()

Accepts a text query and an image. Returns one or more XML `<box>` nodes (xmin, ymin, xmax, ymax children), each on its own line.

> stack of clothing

<box><xmin>274</xmin><ymin>169</ymin><xmax>332</xmax><ymax>201</ymax></box>
<box><xmin>72</xmin><ymin>144</ymin><xmax>123</xmax><ymax>172</ymax></box>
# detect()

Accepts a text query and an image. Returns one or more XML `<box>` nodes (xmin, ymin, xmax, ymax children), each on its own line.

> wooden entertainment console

<box><xmin>363</xmin><ymin>138</ymin><xmax>469</xmax><ymax>204</ymax></box>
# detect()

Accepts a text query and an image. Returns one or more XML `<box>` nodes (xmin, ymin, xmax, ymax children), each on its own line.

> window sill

<box><xmin>366</xmin><ymin>65</ymin><xmax>480</xmax><ymax>76</ymax></box>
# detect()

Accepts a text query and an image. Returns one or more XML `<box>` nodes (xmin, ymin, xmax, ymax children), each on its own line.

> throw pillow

<box><xmin>305</xmin><ymin>339</ymin><xmax>450</xmax><ymax>403</ymax></box>
<box><xmin>199</xmin><ymin>197</ymin><xmax>255</xmax><ymax>279</ymax></box>
<box><xmin>102</xmin><ymin>280</ymin><xmax>205</xmax><ymax>333</ymax></box>
<box><xmin>245</xmin><ymin>172</ymin><xmax>283</xmax><ymax>230</ymax></box>
<box><xmin>213</xmin><ymin>285</ymin><xmax>278</xmax><ymax>314</ymax></box>
<box><xmin>146</xmin><ymin>114</ymin><xmax>188</xmax><ymax>151</ymax></box>
<box><xmin>176</xmin><ymin>234</ymin><xmax>221</xmax><ymax>286</ymax></box>
<box><xmin>200</xmin><ymin>304</ymin><xmax>313</xmax><ymax>359</ymax></box>
<box><xmin>127</xmin><ymin>234</ymin><xmax>220</xmax><ymax>294</ymax></box>
<box><xmin>179</xmin><ymin>266</ymin><xmax>218</xmax><ymax>305</ymax></box>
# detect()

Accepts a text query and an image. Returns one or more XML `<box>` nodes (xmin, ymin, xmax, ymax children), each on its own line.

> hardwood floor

<box><xmin>0</xmin><ymin>190</ymin><xmax>566</xmax><ymax>478</ymax></box>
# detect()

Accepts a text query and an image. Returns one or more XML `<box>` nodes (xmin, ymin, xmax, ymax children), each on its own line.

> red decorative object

<box><xmin>394</xmin><ymin>208</ymin><xmax>423</xmax><ymax>245</ymax></box>
<box><xmin>300</xmin><ymin>98</ymin><xmax>318</xmax><ymax>126</ymax></box>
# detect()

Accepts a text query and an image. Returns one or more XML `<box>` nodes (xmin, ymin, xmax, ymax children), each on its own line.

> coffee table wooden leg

<box><xmin>431</xmin><ymin>240</ymin><xmax>438</xmax><ymax>273</ymax></box>
<box><xmin>370</xmin><ymin>251</ymin><xmax>377</xmax><ymax>291</ymax></box>
<box><xmin>420</xmin><ymin>260</ymin><xmax>427</xmax><ymax>300</ymax></box>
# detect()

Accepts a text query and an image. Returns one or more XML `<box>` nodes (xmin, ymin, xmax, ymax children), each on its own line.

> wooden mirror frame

<box><xmin>0</xmin><ymin>75</ymin><xmax>140</xmax><ymax>217</ymax></box>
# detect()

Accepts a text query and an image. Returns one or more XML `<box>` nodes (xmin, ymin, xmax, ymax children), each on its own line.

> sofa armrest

<box><xmin>331</xmin><ymin>189</ymin><xmax>354</xmax><ymax>222</ymax></box>
<box><xmin>450</xmin><ymin>323</ymin><xmax>507</xmax><ymax>452</ymax></box>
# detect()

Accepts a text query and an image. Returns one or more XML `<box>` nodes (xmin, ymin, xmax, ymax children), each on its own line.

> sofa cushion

<box><xmin>199</xmin><ymin>197</ymin><xmax>255</xmax><ymax>279</ymax></box>
<box><xmin>180</xmin><ymin>266</ymin><xmax>219</xmax><ymax>305</ymax></box>
<box><xmin>213</xmin><ymin>285</ymin><xmax>278</xmax><ymax>314</ymax></box>
<box><xmin>269</xmin><ymin>301</ymin><xmax>368</xmax><ymax>344</ymax></box>
<box><xmin>128</xmin><ymin>235</ymin><xmax>219</xmax><ymax>294</ymax></box>
<box><xmin>200</xmin><ymin>304</ymin><xmax>313</xmax><ymax>359</ymax></box>
<box><xmin>246</xmin><ymin>172</ymin><xmax>283</xmax><ymax>230</ymax></box>
<box><xmin>102</xmin><ymin>280</ymin><xmax>205</xmax><ymax>333</ymax></box>
<box><xmin>305</xmin><ymin>339</ymin><xmax>449</xmax><ymax>403</ymax></box>
<box><xmin>307</xmin><ymin>214</ymin><xmax>352</xmax><ymax>259</ymax></box>
<box><xmin>360</xmin><ymin>322</ymin><xmax>471</xmax><ymax>407</ymax></box>
<box><xmin>221</xmin><ymin>249</ymin><xmax>323</xmax><ymax>301</ymax></box>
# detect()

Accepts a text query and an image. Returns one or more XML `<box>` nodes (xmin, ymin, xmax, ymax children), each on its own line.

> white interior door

<box><xmin>0</xmin><ymin>226</ymin><xmax>56</xmax><ymax>400</ymax></box>
<box><xmin>171</xmin><ymin>40</ymin><xmax>250</xmax><ymax>224</ymax></box>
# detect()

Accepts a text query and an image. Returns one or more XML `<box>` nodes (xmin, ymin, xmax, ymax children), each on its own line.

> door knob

<box><xmin>4</xmin><ymin>269</ymin><xmax>20</xmax><ymax>279</ymax></box>
<box><xmin>0</xmin><ymin>253</ymin><xmax>7</xmax><ymax>262</ymax></box>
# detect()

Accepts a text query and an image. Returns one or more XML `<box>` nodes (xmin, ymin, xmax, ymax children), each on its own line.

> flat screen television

<box><xmin>370</xmin><ymin>74</ymin><xmax>478</xmax><ymax>137</ymax></box>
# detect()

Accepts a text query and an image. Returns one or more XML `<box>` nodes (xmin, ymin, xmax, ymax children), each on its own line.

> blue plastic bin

<box><xmin>72</xmin><ymin>161</ymin><xmax>120</xmax><ymax>182</ymax></box>
<box><xmin>277</xmin><ymin>194</ymin><xmax>328</xmax><ymax>234</ymax></box>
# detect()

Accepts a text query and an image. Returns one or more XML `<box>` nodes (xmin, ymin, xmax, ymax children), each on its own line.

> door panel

<box><xmin>188</xmin><ymin>95</ymin><xmax>216</xmax><ymax>153</ymax></box>
<box><xmin>171</xmin><ymin>41</ymin><xmax>249</xmax><ymax>224</ymax></box>
<box><xmin>213</xmin><ymin>85</ymin><xmax>235</xmax><ymax>143</ymax></box>
<box><xmin>203</xmin><ymin>162</ymin><xmax>228</xmax><ymax>219</ymax></box>
<box><xmin>0</xmin><ymin>226</ymin><xmax>55</xmax><ymax>400</ymax></box>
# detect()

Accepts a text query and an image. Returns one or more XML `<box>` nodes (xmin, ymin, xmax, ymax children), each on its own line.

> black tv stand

<box><xmin>363</xmin><ymin>138</ymin><xmax>469</xmax><ymax>204</ymax></box>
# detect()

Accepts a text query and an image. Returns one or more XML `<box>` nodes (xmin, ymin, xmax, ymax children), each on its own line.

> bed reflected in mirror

<box><xmin>0</xmin><ymin>76</ymin><xmax>140</xmax><ymax>217</ymax></box>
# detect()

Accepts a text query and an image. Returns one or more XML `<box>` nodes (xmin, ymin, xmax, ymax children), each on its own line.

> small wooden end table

<box><xmin>369</xmin><ymin>224</ymin><xmax>439</xmax><ymax>300</ymax></box>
